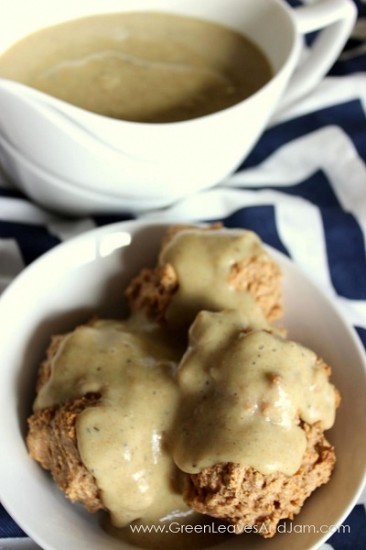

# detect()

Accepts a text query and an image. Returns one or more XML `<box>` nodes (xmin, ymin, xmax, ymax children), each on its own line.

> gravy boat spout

<box><xmin>0</xmin><ymin>79</ymin><xmax>174</xmax><ymax>198</ymax></box>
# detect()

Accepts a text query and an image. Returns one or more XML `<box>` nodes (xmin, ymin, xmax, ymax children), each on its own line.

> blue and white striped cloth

<box><xmin>1</xmin><ymin>0</ymin><xmax>366</xmax><ymax>548</ymax></box>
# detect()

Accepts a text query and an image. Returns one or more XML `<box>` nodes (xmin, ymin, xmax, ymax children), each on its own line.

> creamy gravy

<box><xmin>159</xmin><ymin>228</ymin><xmax>271</xmax><ymax>328</ymax></box>
<box><xmin>172</xmin><ymin>310</ymin><xmax>337</xmax><ymax>476</ymax></box>
<box><xmin>0</xmin><ymin>12</ymin><xmax>273</xmax><ymax>122</ymax></box>
<box><xmin>35</xmin><ymin>316</ymin><xmax>188</xmax><ymax>527</ymax></box>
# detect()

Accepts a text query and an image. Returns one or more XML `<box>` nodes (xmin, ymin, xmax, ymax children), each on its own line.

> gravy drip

<box><xmin>0</xmin><ymin>12</ymin><xmax>273</xmax><ymax>122</ymax></box>
<box><xmin>159</xmin><ymin>228</ymin><xmax>271</xmax><ymax>329</ymax></box>
<box><xmin>172</xmin><ymin>310</ymin><xmax>337</xmax><ymax>476</ymax></box>
<box><xmin>34</xmin><ymin>316</ymin><xmax>187</xmax><ymax>527</ymax></box>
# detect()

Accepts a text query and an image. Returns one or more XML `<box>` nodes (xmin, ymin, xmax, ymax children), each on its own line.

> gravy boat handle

<box><xmin>277</xmin><ymin>0</ymin><xmax>356</xmax><ymax>112</ymax></box>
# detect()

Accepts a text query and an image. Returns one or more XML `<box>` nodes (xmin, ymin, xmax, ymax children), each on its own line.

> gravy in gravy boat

<box><xmin>0</xmin><ymin>12</ymin><xmax>272</xmax><ymax>122</ymax></box>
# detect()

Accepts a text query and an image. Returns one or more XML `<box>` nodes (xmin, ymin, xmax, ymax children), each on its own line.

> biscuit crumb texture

<box><xmin>27</xmin><ymin>394</ymin><xmax>104</xmax><ymax>513</ymax></box>
<box><xmin>184</xmin><ymin>421</ymin><xmax>335</xmax><ymax>538</ymax></box>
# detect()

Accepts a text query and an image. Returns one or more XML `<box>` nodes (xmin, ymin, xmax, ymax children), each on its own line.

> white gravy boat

<box><xmin>0</xmin><ymin>0</ymin><xmax>357</xmax><ymax>214</ymax></box>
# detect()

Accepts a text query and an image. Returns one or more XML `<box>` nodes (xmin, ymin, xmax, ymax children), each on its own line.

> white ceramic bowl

<box><xmin>0</xmin><ymin>220</ymin><xmax>365</xmax><ymax>550</ymax></box>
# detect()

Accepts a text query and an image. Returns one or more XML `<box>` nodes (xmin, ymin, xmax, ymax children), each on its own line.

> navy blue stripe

<box><xmin>0</xmin><ymin>221</ymin><xmax>60</xmax><ymax>265</ymax></box>
<box><xmin>92</xmin><ymin>213</ymin><xmax>135</xmax><ymax>227</ymax></box>
<box><xmin>321</xmin><ymin>209</ymin><xmax>366</xmax><ymax>299</ymax></box>
<box><xmin>0</xmin><ymin>504</ymin><xmax>26</xmax><ymax>538</ymax></box>
<box><xmin>342</xmin><ymin>37</ymin><xmax>365</xmax><ymax>51</ymax></box>
<box><xmin>355</xmin><ymin>326</ymin><xmax>366</xmax><ymax>350</ymax></box>
<box><xmin>285</xmin><ymin>0</ymin><xmax>304</xmax><ymax>7</ymax></box>
<box><xmin>327</xmin><ymin>504</ymin><xmax>366</xmax><ymax>549</ymax></box>
<box><xmin>241</xmin><ymin>171</ymin><xmax>341</xmax><ymax>210</ymax></box>
<box><xmin>354</xmin><ymin>2</ymin><xmax>366</xmax><ymax>17</ymax></box>
<box><xmin>331</xmin><ymin>55</ymin><xmax>366</xmax><ymax>76</ymax></box>
<box><xmin>241</xmin><ymin>100</ymin><xmax>366</xmax><ymax>168</ymax></box>
<box><xmin>0</xmin><ymin>187</ymin><xmax>25</xmax><ymax>199</ymax></box>
<box><xmin>214</xmin><ymin>205</ymin><xmax>290</xmax><ymax>256</ymax></box>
